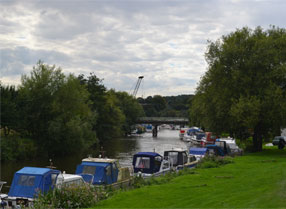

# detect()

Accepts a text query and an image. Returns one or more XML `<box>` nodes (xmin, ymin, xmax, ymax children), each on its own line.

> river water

<box><xmin>0</xmin><ymin>129</ymin><xmax>188</xmax><ymax>193</ymax></box>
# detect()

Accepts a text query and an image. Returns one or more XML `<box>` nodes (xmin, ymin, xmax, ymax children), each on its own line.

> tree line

<box><xmin>138</xmin><ymin>94</ymin><xmax>193</xmax><ymax>118</ymax></box>
<box><xmin>1</xmin><ymin>61</ymin><xmax>144</xmax><ymax>161</ymax></box>
<box><xmin>189</xmin><ymin>26</ymin><xmax>286</xmax><ymax>151</ymax></box>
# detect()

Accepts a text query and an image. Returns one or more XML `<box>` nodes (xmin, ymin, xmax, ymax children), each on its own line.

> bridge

<box><xmin>136</xmin><ymin>117</ymin><xmax>189</xmax><ymax>137</ymax></box>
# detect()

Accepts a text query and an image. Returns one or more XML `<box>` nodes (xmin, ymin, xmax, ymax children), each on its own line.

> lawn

<box><xmin>92</xmin><ymin>148</ymin><xmax>286</xmax><ymax>208</ymax></box>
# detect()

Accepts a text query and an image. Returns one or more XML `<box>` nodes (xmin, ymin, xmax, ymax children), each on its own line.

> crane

<box><xmin>132</xmin><ymin>76</ymin><xmax>144</xmax><ymax>97</ymax></box>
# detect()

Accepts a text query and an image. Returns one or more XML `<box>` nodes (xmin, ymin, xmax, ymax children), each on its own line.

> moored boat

<box><xmin>132</xmin><ymin>152</ymin><xmax>171</xmax><ymax>178</ymax></box>
<box><xmin>5</xmin><ymin>167</ymin><xmax>84</xmax><ymax>208</ymax></box>
<box><xmin>75</xmin><ymin>157</ymin><xmax>132</xmax><ymax>189</ymax></box>
<box><xmin>0</xmin><ymin>181</ymin><xmax>8</xmax><ymax>208</ymax></box>
<box><xmin>163</xmin><ymin>148</ymin><xmax>198</xmax><ymax>170</ymax></box>
<box><xmin>189</xmin><ymin>147</ymin><xmax>208</xmax><ymax>161</ymax></box>
<box><xmin>5</xmin><ymin>167</ymin><xmax>61</xmax><ymax>208</ymax></box>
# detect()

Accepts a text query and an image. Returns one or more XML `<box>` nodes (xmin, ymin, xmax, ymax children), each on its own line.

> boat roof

<box><xmin>189</xmin><ymin>147</ymin><xmax>208</xmax><ymax>155</ymax></box>
<box><xmin>164</xmin><ymin>148</ymin><xmax>187</xmax><ymax>152</ymax></box>
<box><xmin>61</xmin><ymin>174</ymin><xmax>83</xmax><ymax>181</ymax></box>
<box><xmin>134</xmin><ymin>152</ymin><xmax>161</xmax><ymax>157</ymax></box>
<box><xmin>82</xmin><ymin>157</ymin><xmax>118</xmax><ymax>163</ymax></box>
<box><xmin>16</xmin><ymin>167</ymin><xmax>58</xmax><ymax>175</ymax></box>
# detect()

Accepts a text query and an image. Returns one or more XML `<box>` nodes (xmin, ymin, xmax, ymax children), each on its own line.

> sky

<box><xmin>1</xmin><ymin>0</ymin><xmax>286</xmax><ymax>97</ymax></box>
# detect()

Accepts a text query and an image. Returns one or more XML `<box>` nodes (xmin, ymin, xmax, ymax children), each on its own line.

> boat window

<box><xmin>106</xmin><ymin>165</ymin><xmax>111</xmax><ymax>176</ymax></box>
<box><xmin>112</xmin><ymin>163</ymin><xmax>117</xmax><ymax>174</ymax></box>
<box><xmin>162</xmin><ymin>161</ymin><xmax>170</xmax><ymax>169</ymax></box>
<box><xmin>154</xmin><ymin>156</ymin><xmax>162</xmax><ymax>170</ymax></box>
<box><xmin>51</xmin><ymin>174</ymin><xmax>58</xmax><ymax>186</ymax></box>
<box><xmin>83</xmin><ymin>166</ymin><xmax>96</xmax><ymax>175</ymax></box>
<box><xmin>167</xmin><ymin>152</ymin><xmax>178</xmax><ymax>166</ymax></box>
<box><xmin>182</xmin><ymin>152</ymin><xmax>188</xmax><ymax>164</ymax></box>
<box><xmin>135</xmin><ymin>157</ymin><xmax>150</xmax><ymax>169</ymax></box>
<box><xmin>18</xmin><ymin>175</ymin><xmax>36</xmax><ymax>186</ymax></box>
<box><xmin>63</xmin><ymin>179</ymin><xmax>84</xmax><ymax>187</ymax></box>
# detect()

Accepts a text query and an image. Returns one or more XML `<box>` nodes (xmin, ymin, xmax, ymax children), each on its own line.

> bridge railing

<box><xmin>136</xmin><ymin>117</ymin><xmax>189</xmax><ymax>125</ymax></box>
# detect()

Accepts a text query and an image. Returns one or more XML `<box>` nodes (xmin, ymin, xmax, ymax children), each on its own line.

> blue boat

<box><xmin>6</xmin><ymin>167</ymin><xmax>60</xmax><ymax>207</ymax></box>
<box><xmin>189</xmin><ymin>147</ymin><xmax>208</xmax><ymax>160</ymax></box>
<box><xmin>76</xmin><ymin>157</ymin><xmax>132</xmax><ymax>187</ymax></box>
<box><xmin>132</xmin><ymin>152</ymin><xmax>171</xmax><ymax>178</ymax></box>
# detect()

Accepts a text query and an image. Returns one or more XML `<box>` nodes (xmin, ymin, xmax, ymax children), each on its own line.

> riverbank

<box><xmin>93</xmin><ymin>148</ymin><xmax>286</xmax><ymax>208</ymax></box>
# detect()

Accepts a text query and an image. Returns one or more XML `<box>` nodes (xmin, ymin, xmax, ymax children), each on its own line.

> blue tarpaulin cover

<box><xmin>134</xmin><ymin>152</ymin><xmax>161</xmax><ymax>157</ymax></box>
<box><xmin>76</xmin><ymin>161</ymin><xmax>117</xmax><ymax>185</ymax></box>
<box><xmin>132</xmin><ymin>152</ymin><xmax>162</xmax><ymax>174</ymax></box>
<box><xmin>8</xmin><ymin>167</ymin><xmax>60</xmax><ymax>199</ymax></box>
<box><xmin>189</xmin><ymin>148</ymin><xmax>208</xmax><ymax>155</ymax></box>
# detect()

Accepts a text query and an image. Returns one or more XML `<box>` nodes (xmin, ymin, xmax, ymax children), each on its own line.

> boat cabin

<box><xmin>76</xmin><ymin>158</ymin><xmax>119</xmax><ymax>185</ymax></box>
<box><xmin>7</xmin><ymin>167</ymin><xmax>60</xmax><ymax>207</ymax></box>
<box><xmin>132</xmin><ymin>152</ymin><xmax>170</xmax><ymax>177</ymax></box>
<box><xmin>164</xmin><ymin>148</ymin><xmax>196</xmax><ymax>169</ymax></box>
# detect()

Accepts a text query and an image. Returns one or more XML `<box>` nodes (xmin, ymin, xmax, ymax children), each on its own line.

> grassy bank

<box><xmin>93</xmin><ymin>148</ymin><xmax>286</xmax><ymax>208</ymax></box>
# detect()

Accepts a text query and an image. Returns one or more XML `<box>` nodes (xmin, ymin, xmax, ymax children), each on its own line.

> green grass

<box><xmin>92</xmin><ymin>148</ymin><xmax>286</xmax><ymax>208</ymax></box>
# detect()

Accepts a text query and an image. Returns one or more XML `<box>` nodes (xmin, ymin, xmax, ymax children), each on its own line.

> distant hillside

<box><xmin>137</xmin><ymin>94</ymin><xmax>194</xmax><ymax>117</ymax></box>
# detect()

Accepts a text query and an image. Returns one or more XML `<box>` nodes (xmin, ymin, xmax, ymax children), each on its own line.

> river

<box><xmin>0</xmin><ymin>129</ymin><xmax>188</xmax><ymax>193</ymax></box>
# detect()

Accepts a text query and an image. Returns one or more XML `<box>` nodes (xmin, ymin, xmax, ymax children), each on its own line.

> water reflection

<box><xmin>1</xmin><ymin>129</ymin><xmax>187</xmax><ymax>192</ymax></box>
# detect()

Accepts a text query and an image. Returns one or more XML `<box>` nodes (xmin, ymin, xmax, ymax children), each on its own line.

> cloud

<box><xmin>1</xmin><ymin>0</ymin><xmax>286</xmax><ymax>95</ymax></box>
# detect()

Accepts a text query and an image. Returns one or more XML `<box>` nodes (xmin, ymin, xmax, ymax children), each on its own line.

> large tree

<box><xmin>190</xmin><ymin>26</ymin><xmax>286</xmax><ymax>151</ymax></box>
<box><xmin>19</xmin><ymin>61</ymin><xmax>97</xmax><ymax>156</ymax></box>
<box><xmin>78</xmin><ymin>74</ymin><xmax>126</xmax><ymax>140</ymax></box>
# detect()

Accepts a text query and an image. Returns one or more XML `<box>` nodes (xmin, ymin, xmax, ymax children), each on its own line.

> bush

<box><xmin>133</xmin><ymin>168</ymin><xmax>197</xmax><ymax>188</ymax></box>
<box><xmin>197</xmin><ymin>156</ymin><xmax>234</xmax><ymax>169</ymax></box>
<box><xmin>34</xmin><ymin>184</ymin><xmax>102</xmax><ymax>209</ymax></box>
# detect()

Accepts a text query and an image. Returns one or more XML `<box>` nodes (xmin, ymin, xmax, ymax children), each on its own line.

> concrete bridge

<box><xmin>136</xmin><ymin>117</ymin><xmax>189</xmax><ymax>137</ymax></box>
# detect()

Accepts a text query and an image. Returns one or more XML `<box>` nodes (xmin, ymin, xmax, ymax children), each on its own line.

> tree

<box><xmin>78</xmin><ymin>74</ymin><xmax>126</xmax><ymax>140</ymax></box>
<box><xmin>19</xmin><ymin>61</ymin><xmax>96</xmax><ymax>156</ymax></box>
<box><xmin>0</xmin><ymin>85</ymin><xmax>19</xmax><ymax>136</ymax></box>
<box><xmin>190</xmin><ymin>26</ymin><xmax>286</xmax><ymax>151</ymax></box>
<box><xmin>114</xmin><ymin>91</ymin><xmax>145</xmax><ymax>135</ymax></box>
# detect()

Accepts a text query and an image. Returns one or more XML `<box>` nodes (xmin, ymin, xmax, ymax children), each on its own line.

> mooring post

<box><xmin>152</xmin><ymin>125</ymin><xmax>158</xmax><ymax>137</ymax></box>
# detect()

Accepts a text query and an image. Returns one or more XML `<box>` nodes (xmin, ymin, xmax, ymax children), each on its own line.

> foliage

<box><xmin>196</xmin><ymin>155</ymin><xmax>234</xmax><ymax>169</ymax></box>
<box><xmin>1</xmin><ymin>135</ymin><xmax>37</xmax><ymax>162</ymax></box>
<box><xmin>34</xmin><ymin>184</ymin><xmax>99</xmax><ymax>209</ymax></box>
<box><xmin>113</xmin><ymin>91</ymin><xmax>145</xmax><ymax>135</ymax></box>
<box><xmin>78</xmin><ymin>74</ymin><xmax>126</xmax><ymax>140</ymax></box>
<box><xmin>138</xmin><ymin>94</ymin><xmax>192</xmax><ymax>117</ymax></box>
<box><xmin>93</xmin><ymin>148</ymin><xmax>286</xmax><ymax>208</ymax></box>
<box><xmin>133</xmin><ymin>168</ymin><xmax>197</xmax><ymax>189</ymax></box>
<box><xmin>78</xmin><ymin>73</ymin><xmax>144</xmax><ymax>140</ymax></box>
<box><xmin>0</xmin><ymin>85</ymin><xmax>20</xmax><ymax>136</ymax></box>
<box><xmin>190</xmin><ymin>26</ymin><xmax>286</xmax><ymax>151</ymax></box>
<box><xmin>18</xmin><ymin>61</ymin><xmax>97</xmax><ymax>156</ymax></box>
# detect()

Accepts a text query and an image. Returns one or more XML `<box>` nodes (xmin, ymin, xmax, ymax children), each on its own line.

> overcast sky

<box><xmin>1</xmin><ymin>0</ymin><xmax>286</xmax><ymax>96</ymax></box>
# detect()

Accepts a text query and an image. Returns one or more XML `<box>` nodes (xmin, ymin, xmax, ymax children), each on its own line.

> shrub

<box><xmin>34</xmin><ymin>184</ymin><xmax>101</xmax><ymax>209</ymax></box>
<box><xmin>133</xmin><ymin>168</ymin><xmax>197</xmax><ymax>188</ymax></box>
<box><xmin>197</xmin><ymin>155</ymin><xmax>234</xmax><ymax>169</ymax></box>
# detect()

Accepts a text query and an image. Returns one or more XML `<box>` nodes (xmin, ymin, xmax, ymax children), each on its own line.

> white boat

<box><xmin>163</xmin><ymin>148</ymin><xmax>198</xmax><ymax>170</ymax></box>
<box><xmin>0</xmin><ymin>181</ymin><xmax>8</xmax><ymax>208</ymax></box>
